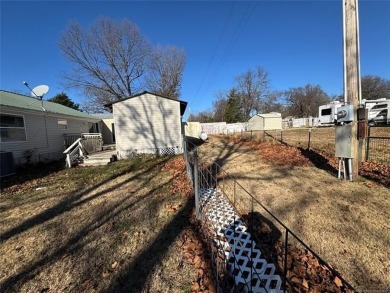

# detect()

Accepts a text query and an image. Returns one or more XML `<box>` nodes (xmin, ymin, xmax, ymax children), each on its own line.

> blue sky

<box><xmin>1</xmin><ymin>0</ymin><xmax>389</xmax><ymax>115</ymax></box>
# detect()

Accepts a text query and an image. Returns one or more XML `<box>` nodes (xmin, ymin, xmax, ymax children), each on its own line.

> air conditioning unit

<box><xmin>0</xmin><ymin>151</ymin><xmax>16</xmax><ymax>177</ymax></box>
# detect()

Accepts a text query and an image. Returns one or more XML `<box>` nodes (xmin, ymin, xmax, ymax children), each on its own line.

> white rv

<box><xmin>367</xmin><ymin>100</ymin><xmax>390</xmax><ymax>126</ymax></box>
<box><xmin>318</xmin><ymin>99</ymin><xmax>390</xmax><ymax>126</ymax></box>
<box><xmin>318</xmin><ymin>101</ymin><xmax>343</xmax><ymax>126</ymax></box>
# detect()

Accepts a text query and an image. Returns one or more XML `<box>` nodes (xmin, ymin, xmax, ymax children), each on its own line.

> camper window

<box><xmin>371</xmin><ymin>104</ymin><xmax>387</xmax><ymax>110</ymax></box>
<box><xmin>321</xmin><ymin>108</ymin><xmax>332</xmax><ymax>116</ymax></box>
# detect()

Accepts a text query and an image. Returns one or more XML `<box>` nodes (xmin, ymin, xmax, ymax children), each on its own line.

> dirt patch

<box><xmin>0</xmin><ymin>156</ymin><xmax>202</xmax><ymax>293</ymax></box>
<box><xmin>198</xmin><ymin>135</ymin><xmax>390</xmax><ymax>291</ymax></box>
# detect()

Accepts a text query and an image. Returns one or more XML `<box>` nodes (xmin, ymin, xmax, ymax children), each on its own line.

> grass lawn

<box><xmin>197</xmin><ymin>134</ymin><xmax>390</xmax><ymax>291</ymax></box>
<box><xmin>0</xmin><ymin>156</ymin><xmax>198</xmax><ymax>293</ymax></box>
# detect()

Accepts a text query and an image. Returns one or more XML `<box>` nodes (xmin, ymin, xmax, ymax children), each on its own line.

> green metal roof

<box><xmin>0</xmin><ymin>90</ymin><xmax>99</xmax><ymax>120</ymax></box>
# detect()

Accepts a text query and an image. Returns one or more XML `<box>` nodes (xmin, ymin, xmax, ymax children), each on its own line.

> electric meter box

<box><xmin>336</xmin><ymin>104</ymin><xmax>354</xmax><ymax>123</ymax></box>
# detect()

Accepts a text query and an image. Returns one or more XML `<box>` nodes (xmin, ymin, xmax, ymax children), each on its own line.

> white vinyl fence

<box><xmin>200</xmin><ymin>122</ymin><xmax>247</xmax><ymax>135</ymax></box>
<box><xmin>283</xmin><ymin>117</ymin><xmax>319</xmax><ymax>129</ymax></box>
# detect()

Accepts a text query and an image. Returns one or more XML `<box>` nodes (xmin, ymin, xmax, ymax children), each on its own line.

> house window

<box><xmin>58</xmin><ymin>119</ymin><xmax>68</xmax><ymax>129</ymax></box>
<box><xmin>0</xmin><ymin>113</ymin><xmax>27</xmax><ymax>142</ymax></box>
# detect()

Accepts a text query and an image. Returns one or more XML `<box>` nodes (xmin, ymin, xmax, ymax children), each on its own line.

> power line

<box><xmin>198</xmin><ymin>1</ymin><xmax>258</xmax><ymax>104</ymax></box>
<box><xmin>191</xmin><ymin>1</ymin><xmax>235</xmax><ymax>105</ymax></box>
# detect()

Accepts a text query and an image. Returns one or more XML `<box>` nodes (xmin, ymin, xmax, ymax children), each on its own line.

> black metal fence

<box><xmin>183</xmin><ymin>139</ymin><xmax>356</xmax><ymax>292</ymax></box>
<box><xmin>366</xmin><ymin>127</ymin><xmax>390</xmax><ymax>163</ymax></box>
<box><xmin>231</xmin><ymin>127</ymin><xmax>390</xmax><ymax>164</ymax></box>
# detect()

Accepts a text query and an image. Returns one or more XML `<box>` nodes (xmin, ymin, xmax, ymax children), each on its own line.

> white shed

<box><xmin>247</xmin><ymin>112</ymin><xmax>282</xmax><ymax>131</ymax></box>
<box><xmin>106</xmin><ymin>91</ymin><xmax>187</xmax><ymax>158</ymax></box>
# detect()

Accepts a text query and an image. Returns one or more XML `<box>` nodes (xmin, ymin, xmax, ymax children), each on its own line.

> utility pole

<box><xmin>343</xmin><ymin>0</ymin><xmax>361</xmax><ymax>180</ymax></box>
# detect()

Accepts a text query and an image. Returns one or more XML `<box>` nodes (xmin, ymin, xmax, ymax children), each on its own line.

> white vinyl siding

<box><xmin>0</xmin><ymin>107</ymin><xmax>98</xmax><ymax>165</ymax></box>
<box><xmin>101</xmin><ymin>118</ymin><xmax>115</xmax><ymax>144</ymax></box>
<box><xmin>113</xmin><ymin>93</ymin><xmax>182</xmax><ymax>156</ymax></box>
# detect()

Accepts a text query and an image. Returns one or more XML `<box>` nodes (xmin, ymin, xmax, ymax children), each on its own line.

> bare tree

<box><xmin>361</xmin><ymin>75</ymin><xmax>390</xmax><ymax>100</ymax></box>
<box><xmin>60</xmin><ymin>17</ymin><xmax>152</xmax><ymax>106</ymax></box>
<box><xmin>259</xmin><ymin>91</ymin><xmax>284</xmax><ymax>113</ymax></box>
<box><xmin>235</xmin><ymin>66</ymin><xmax>270</xmax><ymax>121</ymax></box>
<box><xmin>187</xmin><ymin>111</ymin><xmax>214</xmax><ymax>123</ymax></box>
<box><xmin>146</xmin><ymin>46</ymin><xmax>186</xmax><ymax>99</ymax></box>
<box><xmin>284</xmin><ymin>84</ymin><xmax>329</xmax><ymax>117</ymax></box>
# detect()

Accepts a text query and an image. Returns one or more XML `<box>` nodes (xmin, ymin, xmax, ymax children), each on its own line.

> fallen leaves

<box><xmin>179</xmin><ymin>212</ymin><xmax>217</xmax><ymax>293</ymax></box>
<box><xmin>162</xmin><ymin>157</ymin><xmax>193</xmax><ymax>197</ymax></box>
<box><xmin>165</xmin><ymin>202</ymin><xmax>182</xmax><ymax>214</ymax></box>
<box><xmin>241</xmin><ymin>141</ymin><xmax>313</xmax><ymax>167</ymax></box>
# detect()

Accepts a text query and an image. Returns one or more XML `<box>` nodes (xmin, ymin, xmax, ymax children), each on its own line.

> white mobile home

<box><xmin>106</xmin><ymin>91</ymin><xmax>187</xmax><ymax>158</ymax></box>
<box><xmin>0</xmin><ymin>90</ymin><xmax>100</xmax><ymax>167</ymax></box>
<box><xmin>247</xmin><ymin>112</ymin><xmax>282</xmax><ymax>131</ymax></box>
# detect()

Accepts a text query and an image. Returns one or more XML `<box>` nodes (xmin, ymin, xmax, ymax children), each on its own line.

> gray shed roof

<box><xmin>0</xmin><ymin>90</ymin><xmax>99</xmax><ymax>121</ymax></box>
<box><xmin>254</xmin><ymin>112</ymin><xmax>282</xmax><ymax>118</ymax></box>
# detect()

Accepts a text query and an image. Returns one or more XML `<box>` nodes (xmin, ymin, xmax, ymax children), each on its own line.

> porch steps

<box><xmin>81</xmin><ymin>150</ymin><xmax>117</xmax><ymax>167</ymax></box>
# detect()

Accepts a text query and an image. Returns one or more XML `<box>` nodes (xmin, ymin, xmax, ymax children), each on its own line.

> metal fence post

<box><xmin>283</xmin><ymin>230</ymin><xmax>289</xmax><ymax>292</ymax></box>
<box><xmin>365</xmin><ymin>126</ymin><xmax>371</xmax><ymax>161</ymax></box>
<box><xmin>194</xmin><ymin>148</ymin><xmax>200</xmax><ymax>219</ymax></box>
<box><xmin>308</xmin><ymin>128</ymin><xmax>312</xmax><ymax>150</ymax></box>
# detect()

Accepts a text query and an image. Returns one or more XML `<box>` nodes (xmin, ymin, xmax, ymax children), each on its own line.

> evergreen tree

<box><xmin>224</xmin><ymin>88</ymin><xmax>242</xmax><ymax>123</ymax></box>
<box><xmin>48</xmin><ymin>93</ymin><xmax>80</xmax><ymax>110</ymax></box>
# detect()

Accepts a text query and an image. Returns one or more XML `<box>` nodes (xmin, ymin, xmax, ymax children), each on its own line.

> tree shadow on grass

<box><xmin>1</xmin><ymin>160</ymin><xmax>65</xmax><ymax>191</ymax></box>
<box><xmin>105</xmin><ymin>196</ymin><xmax>194</xmax><ymax>292</ymax></box>
<box><xmin>0</xmin><ymin>165</ymin><xmax>175</xmax><ymax>292</ymax></box>
<box><xmin>298</xmin><ymin>147</ymin><xmax>338</xmax><ymax>175</ymax></box>
<box><xmin>0</xmin><ymin>156</ymin><xmax>170</xmax><ymax>242</ymax></box>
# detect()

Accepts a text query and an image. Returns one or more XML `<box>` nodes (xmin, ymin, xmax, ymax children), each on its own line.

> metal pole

<box><xmin>250</xmin><ymin>196</ymin><xmax>254</xmax><ymax>292</ymax></box>
<box><xmin>194</xmin><ymin>148</ymin><xmax>200</xmax><ymax>219</ymax></box>
<box><xmin>308</xmin><ymin>128</ymin><xmax>312</xmax><ymax>150</ymax></box>
<box><xmin>366</xmin><ymin>126</ymin><xmax>371</xmax><ymax>161</ymax></box>
<box><xmin>283</xmin><ymin>230</ymin><xmax>289</xmax><ymax>292</ymax></box>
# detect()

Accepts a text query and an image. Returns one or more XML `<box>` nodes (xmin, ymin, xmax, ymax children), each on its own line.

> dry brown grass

<box><xmin>0</xmin><ymin>156</ymin><xmax>197</xmax><ymax>293</ymax></box>
<box><xmin>198</xmin><ymin>133</ymin><xmax>390</xmax><ymax>291</ymax></box>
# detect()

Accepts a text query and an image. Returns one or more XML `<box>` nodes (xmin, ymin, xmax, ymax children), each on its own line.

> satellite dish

<box><xmin>31</xmin><ymin>85</ymin><xmax>49</xmax><ymax>98</ymax></box>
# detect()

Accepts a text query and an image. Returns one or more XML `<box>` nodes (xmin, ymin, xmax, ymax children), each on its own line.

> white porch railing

<box><xmin>64</xmin><ymin>133</ymin><xmax>103</xmax><ymax>153</ymax></box>
<box><xmin>63</xmin><ymin>138</ymin><xmax>84</xmax><ymax>168</ymax></box>
<box><xmin>81</xmin><ymin>133</ymin><xmax>103</xmax><ymax>153</ymax></box>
